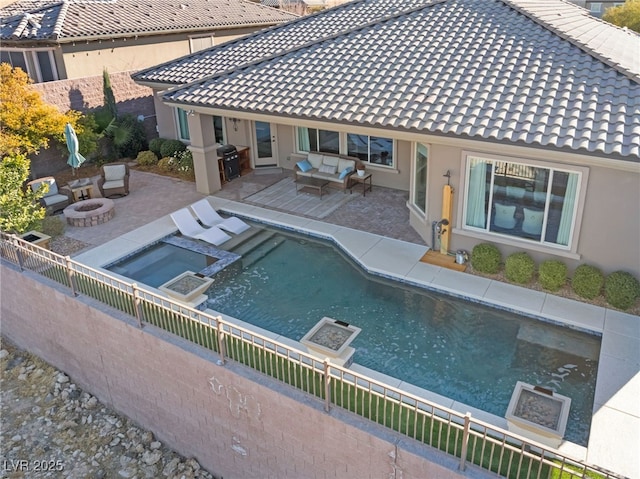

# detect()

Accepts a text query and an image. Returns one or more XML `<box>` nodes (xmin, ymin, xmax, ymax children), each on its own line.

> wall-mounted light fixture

<box><xmin>230</xmin><ymin>118</ymin><xmax>240</xmax><ymax>131</ymax></box>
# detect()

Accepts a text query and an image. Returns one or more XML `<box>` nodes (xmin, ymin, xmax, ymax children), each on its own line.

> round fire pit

<box><xmin>63</xmin><ymin>198</ymin><xmax>115</xmax><ymax>227</ymax></box>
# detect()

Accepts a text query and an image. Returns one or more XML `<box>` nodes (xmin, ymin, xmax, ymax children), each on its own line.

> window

<box><xmin>213</xmin><ymin>115</ymin><xmax>225</xmax><ymax>144</ymax></box>
<box><xmin>176</xmin><ymin>108</ymin><xmax>190</xmax><ymax>141</ymax></box>
<box><xmin>590</xmin><ymin>2</ymin><xmax>602</xmax><ymax>13</ymax></box>
<box><xmin>463</xmin><ymin>155</ymin><xmax>582</xmax><ymax>248</ymax></box>
<box><xmin>413</xmin><ymin>143</ymin><xmax>428</xmax><ymax>214</ymax></box>
<box><xmin>296</xmin><ymin>127</ymin><xmax>339</xmax><ymax>154</ymax></box>
<box><xmin>0</xmin><ymin>48</ymin><xmax>58</xmax><ymax>82</ymax></box>
<box><xmin>347</xmin><ymin>134</ymin><xmax>394</xmax><ymax>167</ymax></box>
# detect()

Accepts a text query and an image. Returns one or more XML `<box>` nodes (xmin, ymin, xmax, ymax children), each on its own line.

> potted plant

<box><xmin>356</xmin><ymin>162</ymin><xmax>366</xmax><ymax>177</ymax></box>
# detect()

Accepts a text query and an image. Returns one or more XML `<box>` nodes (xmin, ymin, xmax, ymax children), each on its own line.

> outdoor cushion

<box><xmin>31</xmin><ymin>178</ymin><xmax>58</xmax><ymax>197</ymax></box>
<box><xmin>337</xmin><ymin>158</ymin><xmax>354</xmax><ymax>172</ymax></box>
<box><xmin>104</xmin><ymin>164</ymin><xmax>127</xmax><ymax>182</ymax></box>
<box><xmin>319</xmin><ymin>163</ymin><xmax>337</xmax><ymax>174</ymax></box>
<box><xmin>296</xmin><ymin>159</ymin><xmax>313</xmax><ymax>172</ymax></box>
<box><xmin>102</xmin><ymin>179</ymin><xmax>125</xmax><ymax>189</ymax></box>
<box><xmin>338</xmin><ymin>166</ymin><xmax>353</xmax><ymax>180</ymax></box>
<box><xmin>41</xmin><ymin>193</ymin><xmax>69</xmax><ymax>206</ymax></box>
<box><xmin>307</xmin><ymin>152</ymin><xmax>324</xmax><ymax>169</ymax></box>
<box><xmin>322</xmin><ymin>155</ymin><xmax>339</xmax><ymax>168</ymax></box>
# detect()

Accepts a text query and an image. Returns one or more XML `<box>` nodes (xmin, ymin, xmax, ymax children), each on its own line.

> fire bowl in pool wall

<box><xmin>505</xmin><ymin>381</ymin><xmax>571</xmax><ymax>449</ymax></box>
<box><xmin>300</xmin><ymin>317</ymin><xmax>361</xmax><ymax>367</ymax></box>
<box><xmin>158</xmin><ymin>271</ymin><xmax>214</xmax><ymax>307</ymax></box>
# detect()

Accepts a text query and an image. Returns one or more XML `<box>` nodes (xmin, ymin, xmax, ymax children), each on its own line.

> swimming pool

<box><xmin>109</xmin><ymin>226</ymin><xmax>600</xmax><ymax>446</ymax></box>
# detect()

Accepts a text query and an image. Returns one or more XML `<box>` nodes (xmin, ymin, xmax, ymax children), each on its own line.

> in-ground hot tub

<box><xmin>64</xmin><ymin>198</ymin><xmax>115</xmax><ymax>227</ymax></box>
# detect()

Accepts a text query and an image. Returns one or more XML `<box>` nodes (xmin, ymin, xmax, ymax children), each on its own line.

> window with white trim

<box><xmin>0</xmin><ymin>48</ymin><xmax>58</xmax><ymax>82</ymax></box>
<box><xmin>463</xmin><ymin>155</ymin><xmax>582</xmax><ymax>248</ymax></box>
<box><xmin>412</xmin><ymin>143</ymin><xmax>428</xmax><ymax>214</ymax></box>
<box><xmin>176</xmin><ymin>108</ymin><xmax>190</xmax><ymax>141</ymax></box>
<box><xmin>189</xmin><ymin>35</ymin><xmax>214</xmax><ymax>53</ymax></box>
<box><xmin>296</xmin><ymin>127</ymin><xmax>339</xmax><ymax>154</ymax></box>
<box><xmin>589</xmin><ymin>2</ymin><xmax>602</xmax><ymax>13</ymax></box>
<box><xmin>347</xmin><ymin>133</ymin><xmax>394</xmax><ymax>167</ymax></box>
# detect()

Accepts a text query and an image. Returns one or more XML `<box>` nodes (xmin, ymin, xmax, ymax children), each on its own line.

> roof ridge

<box><xmin>500</xmin><ymin>0</ymin><xmax>640</xmax><ymax>83</ymax></box>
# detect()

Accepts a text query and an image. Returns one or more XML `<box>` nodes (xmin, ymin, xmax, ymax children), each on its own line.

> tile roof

<box><xmin>159</xmin><ymin>0</ymin><xmax>640</xmax><ymax>161</ymax></box>
<box><xmin>0</xmin><ymin>0</ymin><xmax>298</xmax><ymax>42</ymax></box>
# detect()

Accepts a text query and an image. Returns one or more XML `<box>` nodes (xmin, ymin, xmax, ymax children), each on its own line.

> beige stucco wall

<box><xmin>1</xmin><ymin>265</ymin><xmax>471</xmax><ymax>479</ymax></box>
<box><xmin>59</xmin><ymin>27</ymin><xmax>262</xmax><ymax>80</ymax></box>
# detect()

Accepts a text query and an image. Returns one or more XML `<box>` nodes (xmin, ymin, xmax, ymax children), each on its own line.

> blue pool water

<box><xmin>108</xmin><ymin>227</ymin><xmax>600</xmax><ymax>446</ymax></box>
<box><xmin>208</xmin><ymin>229</ymin><xmax>599</xmax><ymax>446</ymax></box>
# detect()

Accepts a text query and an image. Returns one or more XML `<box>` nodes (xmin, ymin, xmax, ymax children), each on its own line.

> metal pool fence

<box><xmin>0</xmin><ymin>233</ymin><xmax>622</xmax><ymax>479</ymax></box>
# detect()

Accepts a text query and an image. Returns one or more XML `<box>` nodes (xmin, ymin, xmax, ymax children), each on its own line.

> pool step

<box><xmin>241</xmin><ymin>234</ymin><xmax>286</xmax><ymax>269</ymax></box>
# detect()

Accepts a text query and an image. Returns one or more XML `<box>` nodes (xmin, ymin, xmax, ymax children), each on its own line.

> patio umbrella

<box><xmin>65</xmin><ymin>123</ymin><xmax>86</xmax><ymax>175</ymax></box>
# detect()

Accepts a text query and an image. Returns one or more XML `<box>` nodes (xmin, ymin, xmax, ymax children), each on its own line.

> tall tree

<box><xmin>0</xmin><ymin>63</ymin><xmax>74</xmax><ymax>156</ymax></box>
<box><xmin>0</xmin><ymin>153</ymin><xmax>46</xmax><ymax>233</ymax></box>
<box><xmin>602</xmin><ymin>0</ymin><xmax>640</xmax><ymax>33</ymax></box>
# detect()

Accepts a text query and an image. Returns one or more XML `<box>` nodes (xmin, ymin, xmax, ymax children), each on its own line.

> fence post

<box><xmin>459</xmin><ymin>412</ymin><xmax>471</xmax><ymax>471</ymax></box>
<box><xmin>324</xmin><ymin>359</ymin><xmax>331</xmax><ymax>413</ymax></box>
<box><xmin>131</xmin><ymin>283</ymin><xmax>144</xmax><ymax>328</ymax></box>
<box><xmin>65</xmin><ymin>256</ymin><xmax>78</xmax><ymax>296</ymax></box>
<box><xmin>12</xmin><ymin>235</ymin><xmax>25</xmax><ymax>271</ymax></box>
<box><xmin>216</xmin><ymin>319</ymin><xmax>226</xmax><ymax>365</ymax></box>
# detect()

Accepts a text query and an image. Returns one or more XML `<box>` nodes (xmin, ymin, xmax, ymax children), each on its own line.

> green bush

<box><xmin>173</xmin><ymin>149</ymin><xmax>193</xmax><ymax>173</ymax></box>
<box><xmin>160</xmin><ymin>139</ymin><xmax>186</xmax><ymax>158</ymax></box>
<box><xmin>571</xmin><ymin>265</ymin><xmax>604</xmax><ymax>299</ymax></box>
<box><xmin>538</xmin><ymin>260</ymin><xmax>567</xmax><ymax>292</ymax></box>
<box><xmin>136</xmin><ymin>150</ymin><xmax>158</xmax><ymax>166</ymax></box>
<box><xmin>604</xmin><ymin>271</ymin><xmax>640</xmax><ymax>310</ymax></box>
<box><xmin>148</xmin><ymin>137</ymin><xmax>166</xmax><ymax>158</ymax></box>
<box><xmin>157</xmin><ymin>157</ymin><xmax>175</xmax><ymax>172</ymax></box>
<box><xmin>505</xmin><ymin>252</ymin><xmax>535</xmax><ymax>284</ymax></box>
<box><xmin>113</xmin><ymin>114</ymin><xmax>148</xmax><ymax>159</ymax></box>
<box><xmin>470</xmin><ymin>243</ymin><xmax>501</xmax><ymax>274</ymax></box>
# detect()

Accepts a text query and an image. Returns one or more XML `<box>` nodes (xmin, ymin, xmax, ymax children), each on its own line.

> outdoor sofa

<box><xmin>293</xmin><ymin>152</ymin><xmax>361</xmax><ymax>191</ymax></box>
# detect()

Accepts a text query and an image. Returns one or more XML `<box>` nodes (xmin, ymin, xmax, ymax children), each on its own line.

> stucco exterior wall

<box><xmin>0</xmin><ymin>265</ymin><xmax>471</xmax><ymax>479</ymax></box>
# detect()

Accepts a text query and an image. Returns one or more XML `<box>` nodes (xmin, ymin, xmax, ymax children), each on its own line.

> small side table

<box><xmin>349</xmin><ymin>173</ymin><xmax>372</xmax><ymax>197</ymax></box>
<box><xmin>69</xmin><ymin>179</ymin><xmax>94</xmax><ymax>201</ymax></box>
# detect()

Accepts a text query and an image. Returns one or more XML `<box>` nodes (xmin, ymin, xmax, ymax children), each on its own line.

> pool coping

<box><xmin>73</xmin><ymin>198</ymin><xmax>640</xmax><ymax>478</ymax></box>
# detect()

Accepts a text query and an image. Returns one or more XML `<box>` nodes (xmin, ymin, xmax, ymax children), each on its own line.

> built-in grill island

<box><xmin>217</xmin><ymin>144</ymin><xmax>240</xmax><ymax>181</ymax></box>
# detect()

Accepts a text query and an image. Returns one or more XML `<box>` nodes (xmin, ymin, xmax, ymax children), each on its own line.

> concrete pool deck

<box><xmin>66</xmin><ymin>170</ymin><xmax>638</xmax><ymax>478</ymax></box>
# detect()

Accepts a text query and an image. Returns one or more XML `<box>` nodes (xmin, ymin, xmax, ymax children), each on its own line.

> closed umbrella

<box><xmin>65</xmin><ymin>123</ymin><xmax>86</xmax><ymax>175</ymax></box>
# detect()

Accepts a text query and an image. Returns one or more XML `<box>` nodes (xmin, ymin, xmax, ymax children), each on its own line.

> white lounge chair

<box><xmin>190</xmin><ymin>199</ymin><xmax>250</xmax><ymax>234</ymax></box>
<box><xmin>170</xmin><ymin>208</ymin><xmax>231</xmax><ymax>246</ymax></box>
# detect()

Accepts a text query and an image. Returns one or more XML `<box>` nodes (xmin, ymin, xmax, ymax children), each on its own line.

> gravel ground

<box><xmin>0</xmin><ymin>340</ymin><xmax>218</xmax><ymax>479</ymax></box>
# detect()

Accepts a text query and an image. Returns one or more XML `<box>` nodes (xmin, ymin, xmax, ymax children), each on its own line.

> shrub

<box><xmin>157</xmin><ymin>157</ymin><xmax>175</xmax><ymax>172</ymax></box>
<box><xmin>112</xmin><ymin>114</ymin><xmax>148</xmax><ymax>159</ymax></box>
<box><xmin>148</xmin><ymin>137</ymin><xmax>166</xmax><ymax>158</ymax></box>
<box><xmin>160</xmin><ymin>139</ymin><xmax>186</xmax><ymax>158</ymax></box>
<box><xmin>173</xmin><ymin>149</ymin><xmax>193</xmax><ymax>173</ymax></box>
<box><xmin>505</xmin><ymin>252</ymin><xmax>535</xmax><ymax>284</ymax></box>
<box><xmin>538</xmin><ymin>260</ymin><xmax>567</xmax><ymax>292</ymax></box>
<box><xmin>571</xmin><ymin>265</ymin><xmax>604</xmax><ymax>299</ymax></box>
<box><xmin>604</xmin><ymin>271</ymin><xmax>640</xmax><ymax>310</ymax></box>
<box><xmin>136</xmin><ymin>150</ymin><xmax>158</xmax><ymax>166</ymax></box>
<box><xmin>470</xmin><ymin>243</ymin><xmax>501</xmax><ymax>274</ymax></box>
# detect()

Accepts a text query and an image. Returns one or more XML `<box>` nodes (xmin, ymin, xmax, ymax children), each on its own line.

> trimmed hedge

<box><xmin>471</xmin><ymin>243</ymin><xmax>502</xmax><ymax>274</ymax></box>
<box><xmin>604</xmin><ymin>271</ymin><xmax>640</xmax><ymax>310</ymax></box>
<box><xmin>148</xmin><ymin>137</ymin><xmax>166</xmax><ymax>158</ymax></box>
<box><xmin>160</xmin><ymin>139</ymin><xmax>187</xmax><ymax>158</ymax></box>
<box><xmin>505</xmin><ymin>252</ymin><xmax>535</xmax><ymax>284</ymax></box>
<box><xmin>136</xmin><ymin>150</ymin><xmax>158</xmax><ymax>166</ymax></box>
<box><xmin>571</xmin><ymin>265</ymin><xmax>604</xmax><ymax>300</ymax></box>
<box><xmin>538</xmin><ymin>260</ymin><xmax>567</xmax><ymax>292</ymax></box>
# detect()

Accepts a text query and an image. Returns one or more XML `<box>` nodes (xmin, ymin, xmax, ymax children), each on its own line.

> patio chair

<box><xmin>189</xmin><ymin>199</ymin><xmax>250</xmax><ymax>234</ymax></box>
<box><xmin>26</xmin><ymin>176</ymin><xmax>74</xmax><ymax>215</ymax></box>
<box><xmin>170</xmin><ymin>208</ymin><xmax>231</xmax><ymax>246</ymax></box>
<box><xmin>493</xmin><ymin>203</ymin><xmax>517</xmax><ymax>230</ymax></box>
<box><xmin>98</xmin><ymin>162</ymin><xmax>130</xmax><ymax>198</ymax></box>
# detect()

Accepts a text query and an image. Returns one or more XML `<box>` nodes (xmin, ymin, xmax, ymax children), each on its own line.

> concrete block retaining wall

<box><xmin>1</xmin><ymin>265</ymin><xmax>471</xmax><ymax>479</ymax></box>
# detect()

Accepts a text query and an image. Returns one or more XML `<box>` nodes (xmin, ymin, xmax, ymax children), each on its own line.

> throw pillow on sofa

<box><xmin>319</xmin><ymin>163</ymin><xmax>337</xmax><ymax>174</ymax></box>
<box><xmin>296</xmin><ymin>159</ymin><xmax>313</xmax><ymax>172</ymax></box>
<box><xmin>338</xmin><ymin>166</ymin><xmax>353</xmax><ymax>180</ymax></box>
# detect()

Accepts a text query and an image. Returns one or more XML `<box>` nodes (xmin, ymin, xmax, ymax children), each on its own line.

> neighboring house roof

<box><xmin>0</xmin><ymin>0</ymin><xmax>298</xmax><ymax>42</ymax></box>
<box><xmin>155</xmin><ymin>0</ymin><xmax>640</xmax><ymax>161</ymax></box>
